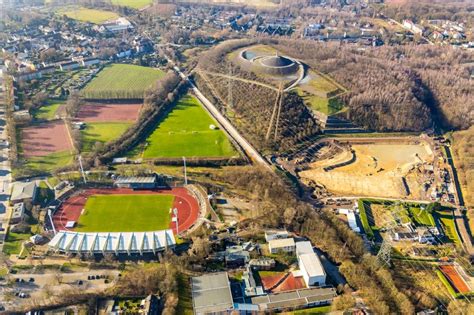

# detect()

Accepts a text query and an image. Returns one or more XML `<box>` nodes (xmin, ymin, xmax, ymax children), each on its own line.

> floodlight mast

<box><xmin>78</xmin><ymin>155</ymin><xmax>87</xmax><ymax>184</ymax></box>
<box><xmin>183</xmin><ymin>156</ymin><xmax>188</xmax><ymax>185</ymax></box>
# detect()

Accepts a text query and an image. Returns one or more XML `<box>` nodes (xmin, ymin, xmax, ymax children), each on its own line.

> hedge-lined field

<box><xmin>81</xmin><ymin>122</ymin><xmax>132</xmax><ymax>152</ymax></box>
<box><xmin>34</xmin><ymin>100</ymin><xmax>63</xmax><ymax>120</ymax></box>
<box><xmin>81</xmin><ymin>64</ymin><xmax>165</xmax><ymax>99</ymax></box>
<box><xmin>111</xmin><ymin>0</ymin><xmax>152</xmax><ymax>9</ymax></box>
<box><xmin>59</xmin><ymin>7</ymin><xmax>119</xmax><ymax>24</ymax></box>
<box><xmin>141</xmin><ymin>95</ymin><xmax>237</xmax><ymax>158</ymax></box>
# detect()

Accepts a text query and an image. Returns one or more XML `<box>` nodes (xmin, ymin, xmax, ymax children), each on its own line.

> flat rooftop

<box><xmin>251</xmin><ymin>287</ymin><xmax>336</xmax><ymax>311</ymax></box>
<box><xmin>191</xmin><ymin>272</ymin><xmax>233</xmax><ymax>315</ymax></box>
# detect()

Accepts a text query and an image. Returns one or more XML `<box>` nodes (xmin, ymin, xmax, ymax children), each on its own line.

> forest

<box><xmin>271</xmin><ymin>38</ymin><xmax>473</xmax><ymax>132</ymax></box>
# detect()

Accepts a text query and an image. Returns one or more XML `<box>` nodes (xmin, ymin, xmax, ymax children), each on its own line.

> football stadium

<box><xmin>49</xmin><ymin>183</ymin><xmax>201</xmax><ymax>255</ymax></box>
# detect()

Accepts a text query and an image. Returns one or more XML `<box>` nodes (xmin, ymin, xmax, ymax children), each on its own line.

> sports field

<box><xmin>81</xmin><ymin>122</ymin><xmax>132</xmax><ymax>152</ymax></box>
<box><xmin>34</xmin><ymin>100</ymin><xmax>64</xmax><ymax>120</ymax></box>
<box><xmin>75</xmin><ymin>194</ymin><xmax>174</xmax><ymax>232</ymax></box>
<box><xmin>81</xmin><ymin>64</ymin><xmax>165</xmax><ymax>99</ymax></box>
<box><xmin>59</xmin><ymin>7</ymin><xmax>119</xmax><ymax>24</ymax></box>
<box><xmin>141</xmin><ymin>95</ymin><xmax>237</xmax><ymax>158</ymax></box>
<box><xmin>24</xmin><ymin>151</ymin><xmax>75</xmax><ymax>173</ymax></box>
<box><xmin>53</xmin><ymin>188</ymin><xmax>200</xmax><ymax>234</ymax></box>
<box><xmin>21</xmin><ymin>120</ymin><xmax>74</xmax><ymax>158</ymax></box>
<box><xmin>111</xmin><ymin>0</ymin><xmax>152</xmax><ymax>9</ymax></box>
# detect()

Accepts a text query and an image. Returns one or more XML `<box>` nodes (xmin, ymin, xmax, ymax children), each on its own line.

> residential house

<box><xmin>249</xmin><ymin>258</ymin><xmax>276</xmax><ymax>270</ymax></box>
<box><xmin>10</xmin><ymin>181</ymin><xmax>37</xmax><ymax>204</ymax></box>
<box><xmin>402</xmin><ymin>20</ymin><xmax>424</xmax><ymax>35</ymax></box>
<box><xmin>265</xmin><ymin>229</ymin><xmax>289</xmax><ymax>242</ymax></box>
<box><xmin>225</xmin><ymin>245</ymin><xmax>250</xmax><ymax>268</ymax></box>
<box><xmin>268</xmin><ymin>238</ymin><xmax>295</xmax><ymax>254</ymax></box>
<box><xmin>10</xmin><ymin>202</ymin><xmax>25</xmax><ymax>224</ymax></box>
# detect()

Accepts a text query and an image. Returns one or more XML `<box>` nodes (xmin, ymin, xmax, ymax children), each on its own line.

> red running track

<box><xmin>52</xmin><ymin>187</ymin><xmax>199</xmax><ymax>235</ymax></box>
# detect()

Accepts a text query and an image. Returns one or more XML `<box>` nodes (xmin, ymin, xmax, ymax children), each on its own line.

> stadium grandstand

<box><xmin>48</xmin><ymin>230</ymin><xmax>175</xmax><ymax>255</ymax></box>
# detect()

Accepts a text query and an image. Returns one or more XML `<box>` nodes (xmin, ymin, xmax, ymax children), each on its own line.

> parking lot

<box><xmin>0</xmin><ymin>269</ymin><xmax>120</xmax><ymax>310</ymax></box>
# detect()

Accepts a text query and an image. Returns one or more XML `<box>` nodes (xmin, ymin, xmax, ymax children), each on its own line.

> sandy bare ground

<box><xmin>21</xmin><ymin>120</ymin><xmax>73</xmax><ymax>158</ymax></box>
<box><xmin>300</xmin><ymin>143</ymin><xmax>434</xmax><ymax>199</ymax></box>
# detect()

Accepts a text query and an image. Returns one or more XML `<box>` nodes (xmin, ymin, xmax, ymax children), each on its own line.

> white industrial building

<box><xmin>338</xmin><ymin>208</ymin><xmax>360</xmax><ymax>233</ymax></box>
<box><xmin>296</xmin><ymin>241</ymin><xmax>326</xmax><ymax>287</ymax></box>
<box><xmin>48</xmin><ymin>230</ymin><xmax>175</xmax><ymax>255</ymax></box>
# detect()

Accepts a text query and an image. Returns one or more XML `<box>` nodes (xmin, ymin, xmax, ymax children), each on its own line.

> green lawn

<box><xmin>176</xmin><ymin>274</ymin><xmax>193</xmax><ymax>315</ymax></box>
<box><xmin>81</xmin><ymin>122</ymin><xmax>132</xmax><ymax>152</ymax></box>
<box><xmin>76</xmin><ymin>194</ymin><xmax>174</xmax><ymax>232</ymax></box>
<box><xmin>24</xmin><ymin>150</ymin><xmax>74</xmax><ymax>173</ymax></box>
<box><xmin>434</xmin><ymin>210</ymin><xmax>461</xmax><ymax>244</ymax></box>
<box><xmin>358</xmin><ymin>199</ymin><xmax>375</xmax><ymax>238</ymax></box>
<box><xmin>436</xmin><ymin>270</ymin><xmax>458</xmax><ymax>298</ymax></box>
<box><xmin>111</xmin><ymin>0</ymin><xmax>152</xmax><ymax>9</ymax></box>
<box><xmin>297</xmin><ymin>89</ymin><xmax>344</xmax><ymax>116</ymax></box>
<box><xmin>293</xmin><ymin>305</ymin><xmax>331</xmax><ymax>314</ymax></box>
<box><xmin>81</xmin><ymin>64</ymin><xmax>165</xmax><ymax>99</ymax></box>
<box><xmin>3</xmin><ymin>232</ymin><xmax>31</xmax><ymax>255</ymax></box>
<box><xmin>408</xmin><ymin>205</ymin><xmax>435</xmax><ymax>226</ymax></box>
<box><xmin>358</xmin><ymin>199</ymin><xmax>436</xmax><ymax>239</ymax></box>
<box><xmin>59</xmin><ymin>7</ymin><xmax>119</xmax><ymax>24</ymax></box>
<box><xmin>0</xmin><ymin>267</ymin><xmax>8</xmax><ymax>277</ymax></box>
<box><xmin>34</xmin><ymin>100</ymin><xmax>63</xmax><ymax>120</ymax></box>
<box><xmin>141</xmin><ymin>95</ymin><xmax>237</xmax><ymax>159</ymax></box>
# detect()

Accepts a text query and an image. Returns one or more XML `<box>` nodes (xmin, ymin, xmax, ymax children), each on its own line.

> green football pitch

<box><xmin>75</xmin><ymin>194</ymin><xmax>174</xmax><ymax>232</ymax></box>
<box><xmin>81</xmin><ymin>64</ymin><xmax>165</xmax><ymax>99</ymax></box>
<box><xmin>141</xmin><ymin>95</ymin><xmax>237</xmax><ymax>158</ymax></box>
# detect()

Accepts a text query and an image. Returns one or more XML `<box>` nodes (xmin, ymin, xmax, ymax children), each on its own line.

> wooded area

<box><xmin>272</xmin><ymin>39</ymin><xmax>473</xmax><ymax>132</ymax></box>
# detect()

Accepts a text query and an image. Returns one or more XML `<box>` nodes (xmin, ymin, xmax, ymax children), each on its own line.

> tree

<box><xmin>447</xmin><ymin>300</ymin><xmax>474</xmax><ymax>315</ymax></box>
<box><xmin>65</xmin><ymin>92</ymin><xmax>83</xmax><ymax>118</ymax></box>
<box><xmin>332</xmin><ymin>293</ymin><xmax>356</xmax><ymax>311</ymax></box>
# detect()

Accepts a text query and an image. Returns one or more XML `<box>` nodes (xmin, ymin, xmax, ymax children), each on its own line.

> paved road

<box><xmin>0</xmin><ymin>69</ymin><xmax>12</xmax><ymax>253</ymax></box>
<box><xmin>172</xmin><ymin>65</ymin><xmax>272</xmax><ymax>171</ymax></box>
<box><xmin>443</xmin><ymin>145</ymin><xmax>474</xmax><ymax>256</ymax></box>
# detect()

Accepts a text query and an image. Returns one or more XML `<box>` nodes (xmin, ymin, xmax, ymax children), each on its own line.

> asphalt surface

<box><xmin>1</xmin><ymin>269</ymin><xmax>119</xmax><ymax>311</ymax></box>
<box><xmin>0</xmin><ymin>69</ymin><xmax>12</xmax><ymax>253</ymax></box>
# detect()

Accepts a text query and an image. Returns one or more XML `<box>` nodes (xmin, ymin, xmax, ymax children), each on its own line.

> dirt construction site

<box><xmin>295</xmin><ymin>137</ymin><xmax>436</xmax><ymax>199</ymax></box>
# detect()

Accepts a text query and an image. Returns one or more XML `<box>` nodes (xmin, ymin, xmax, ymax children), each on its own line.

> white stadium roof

<box><xmin>49</xmin><ymin>230</ymin><xmax>175</xmax><ymax>255</ymax></box>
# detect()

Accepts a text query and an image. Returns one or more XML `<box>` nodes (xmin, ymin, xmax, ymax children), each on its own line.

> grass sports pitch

<box><xmin>75</xmin><ymin>194</ymin><xmax>174</xmax><ymax>232</ymax></box>
<box><xmin>141</xmin><ymin>95</ymin><xmax>237</xmax><ymax>158</ymax></box>
<box><xmin>111</xmin><ymin>0</ymin><xmax>152</xmax><ymax>9</ymax></box>
<box><xmin>58</xmin><ymin>7</ymin><xmax>119</xmax><ymax>24</ymax></box>
<box><xmin>81</xmin><ymin>122</ymin><xmax>132</xmax><ymax>152</ymax></box>
<box><xmin>81</xmin><ymin>64</ymin><xmax>165</xmax><ymax>99</ymax></box>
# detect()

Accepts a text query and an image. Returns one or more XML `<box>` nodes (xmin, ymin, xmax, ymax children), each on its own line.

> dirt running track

<box><xmin>22</xmin><ymin>120</ymin><xmax>73</xmax><ymax>157</ymax></box>
<box><xmin>52</xmin><ymin>188</ymin><xmax>199</xmax><ymax>235</ymax></box>
<box><xmin>77</xmin><ymin>103</ymin><xmax>142</xmax><ymax>122</ymax></box>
